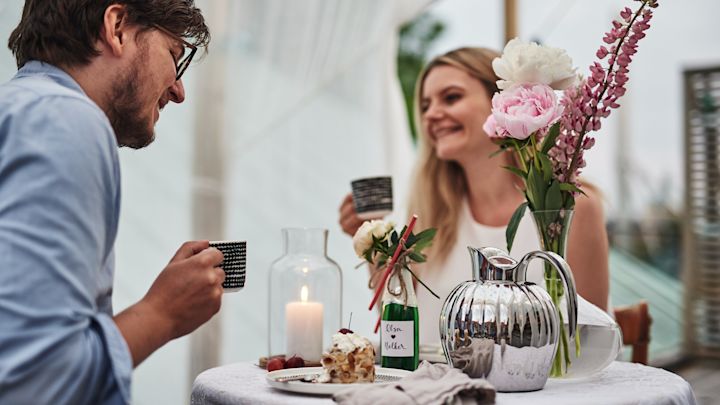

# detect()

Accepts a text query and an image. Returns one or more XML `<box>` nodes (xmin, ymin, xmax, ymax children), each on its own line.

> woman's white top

<box><xmin>416</xmin><ymin>198</ymin><xmax>544</xmax><ymax>346</ymax></box>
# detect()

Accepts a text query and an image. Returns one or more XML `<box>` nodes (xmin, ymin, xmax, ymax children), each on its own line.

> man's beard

<box><xmin>107</xmin><ymin>63</ymin><xmax>156</xmax><ymax>149</ymax></box>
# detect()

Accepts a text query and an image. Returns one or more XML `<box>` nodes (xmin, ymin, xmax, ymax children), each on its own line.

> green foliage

<box><xmin>540</xmin><ymin>122</ymin><xmax>561</xmax><ymax>153</ymax></box>
<box><xmin>360</xmin><ymin>225</ymin><xmax>437</xmax><ymax>267</ymax></box>
<box><xmin>397</xmin><ymin>13</ymin><xmax>446</xmax><ymax>140</ymax></box>
<box><xmin>499</xmin><ymin>122</ymin><xmax>578</xmax><ymax>251</ymax></box>
<box><xmin>506</xmin><ymin>202</ymin><xmax>529</xmax><ymax>252</ymax></box>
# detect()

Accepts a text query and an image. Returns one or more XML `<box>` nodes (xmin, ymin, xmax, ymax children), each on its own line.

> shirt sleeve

<box><xmin>0</xmin><ymin>96</ymin><xmax>132</xmax><ymax>404</ymax></box>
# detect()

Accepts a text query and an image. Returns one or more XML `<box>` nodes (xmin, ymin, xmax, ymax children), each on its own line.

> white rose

<box><xmin>493</xmin><ymin>38</ymin><xmax>578</xmax><ymax>91</ymax></box>
<box><xmin>352</xmin><ymin>220</ymin><xmax>394</xmax><ymax>259</ymax></box>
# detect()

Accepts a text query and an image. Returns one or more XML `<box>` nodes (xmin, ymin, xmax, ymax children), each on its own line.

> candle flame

<box><xmin>301</xmin><ymin>285</ymin><xmax>308</xmax><ymax>302</ymax></box>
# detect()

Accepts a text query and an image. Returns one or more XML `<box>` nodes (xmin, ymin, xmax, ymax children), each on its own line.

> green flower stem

<box><xmin>529</xmin><ymin>135</ymin><xmax>540</xmax><ymax>171</ymax></box>
<box><xmin>405</xmin><ymin>266</ymin><xmax>440</xmax><ymax>299</ymax></box>
<box><xmin>539</xmin><ymin>217</ymin><xmax>575</xmax><ymax>378</ymax></box>
<box><xmin>511</xmin><ymin>140</ymin><xmax>529</xmax><ymax>174</ymax></box>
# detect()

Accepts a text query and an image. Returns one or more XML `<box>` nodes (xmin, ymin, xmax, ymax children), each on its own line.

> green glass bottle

<box><xmin>380</xmin><ymin>267</ymin><xmax>419</xmax><ymax>371</ymax></box>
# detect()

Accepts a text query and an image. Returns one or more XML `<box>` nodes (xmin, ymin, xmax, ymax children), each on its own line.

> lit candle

<box><xmin>285</xmin><ymin>285</ymin><xmax>324</xmax><ymax>361</ymax></box>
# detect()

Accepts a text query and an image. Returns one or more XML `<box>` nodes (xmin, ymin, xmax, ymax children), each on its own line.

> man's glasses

<box><xmin>153</xmin><ymin>25</ymin><xmax>197</xmax><ymax>81</ymax></box>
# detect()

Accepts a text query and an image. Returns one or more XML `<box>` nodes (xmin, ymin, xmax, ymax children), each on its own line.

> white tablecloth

<box><xmin>191</xmin><ymin>361</ymin><xmax>696</xmax><ymax>405</ymax></box>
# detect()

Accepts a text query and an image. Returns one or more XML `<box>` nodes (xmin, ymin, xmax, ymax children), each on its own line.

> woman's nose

<box><xmin>423</xmin><ymin>103</ymin><xmax>445</xmax><ymax>122</ymax></box>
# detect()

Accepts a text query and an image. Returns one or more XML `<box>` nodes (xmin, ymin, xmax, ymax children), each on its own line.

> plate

<box><xmin>419</xmin><ymin>344</ymin><xmax>447</xmax><ymax>364</ymax></box>
<box><xmin>266</xmin><ymin>366</ymin><xmax>411</xmax><ymax>395</ymax></box>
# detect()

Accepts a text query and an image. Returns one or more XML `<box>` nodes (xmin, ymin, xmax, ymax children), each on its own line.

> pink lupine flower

<box><xmin>549</xmin><ymin>0</ymin><xmax>657</xmax><ymax>190</ymax></box>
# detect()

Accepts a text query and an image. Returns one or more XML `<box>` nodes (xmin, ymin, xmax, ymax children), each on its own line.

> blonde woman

<box><xmin>339</xmin><ymin>47</ymin><xmax>609</xmax><ymax>346</ymax></box>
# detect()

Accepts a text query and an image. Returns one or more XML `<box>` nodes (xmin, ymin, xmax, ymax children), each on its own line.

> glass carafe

<box><xmin>268</xmin><ymin>228</ymin><xmax>342</xmax><ymax>363</ymax></box>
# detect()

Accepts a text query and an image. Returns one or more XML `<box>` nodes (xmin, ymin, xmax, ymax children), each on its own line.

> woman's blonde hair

<box><xmin>408</xmin><ymin>47</ymin><xmax>501</xmax><ymax>264</ymax></box>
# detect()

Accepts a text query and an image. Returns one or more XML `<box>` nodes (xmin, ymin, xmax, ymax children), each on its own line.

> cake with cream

<box><xmin>318</xmin><ymin>328</ymin><xmax>375</xmax><ymax>383</ymax></box>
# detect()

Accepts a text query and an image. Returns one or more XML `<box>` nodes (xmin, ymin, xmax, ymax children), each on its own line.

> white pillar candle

<box><xmin>285</xmin><ymin>285</ymin><xmax>324</xmax><ymax>361</ymax></box>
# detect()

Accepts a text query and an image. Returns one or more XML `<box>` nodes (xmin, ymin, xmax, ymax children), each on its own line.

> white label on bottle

<box><xmin>381</xmin><ymin>320</ymin><xmax>414</xmax><ymax>357</ymax></box>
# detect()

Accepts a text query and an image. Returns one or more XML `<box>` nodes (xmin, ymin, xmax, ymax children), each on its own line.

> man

<box><xmin>0</xmin><ymin>1</ymin><xmax>225</xmax><ymax>403</ymax></box>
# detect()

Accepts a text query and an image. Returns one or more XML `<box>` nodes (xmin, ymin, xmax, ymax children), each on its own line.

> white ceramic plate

<box><xmin>419</xmin><ymin>344</ymin><xmax>447</xmax><ymax>364</ymax></box>
<box><xmin>266</xmin><ymin>366</ymin><xmax>411</xmax><ymax>395</ymax></box>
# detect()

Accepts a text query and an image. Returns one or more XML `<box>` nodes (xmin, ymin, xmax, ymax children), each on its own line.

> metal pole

<box><xmin>188</xmin><ymin>0</ymin><xmax>229</xmax><ymax>391</ymax></box>
<box><xmin>504</xmin><ymin>0</ymin><xmax>518</xmax><ymax>44</ymax></box>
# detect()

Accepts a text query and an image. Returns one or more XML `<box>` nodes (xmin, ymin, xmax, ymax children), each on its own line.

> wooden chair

<box><xmin>613</xmin><ymin>300</ymin><xmax>652</xmax><ymax>365</ymax></box>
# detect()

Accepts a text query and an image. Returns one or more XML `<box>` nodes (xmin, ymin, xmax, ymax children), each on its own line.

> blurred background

<box><xmin>1</xmin><ymin>0</ymin><xmax>719</xmax><ymax>403</ymax></box>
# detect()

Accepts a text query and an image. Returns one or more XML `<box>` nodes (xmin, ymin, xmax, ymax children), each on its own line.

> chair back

<box><xmin>614</xmin><ymin>301</ymin><xmax>652</xmax><ymax>365</ymax></box>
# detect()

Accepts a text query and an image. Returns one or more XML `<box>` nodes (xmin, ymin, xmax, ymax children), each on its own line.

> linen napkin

<box><xmin>333</xmin><ymin>361</ymin><xmax>495</xmax><ymax>405</ymax></box>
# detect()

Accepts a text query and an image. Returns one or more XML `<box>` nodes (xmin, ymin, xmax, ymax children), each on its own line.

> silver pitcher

<box><xmin>439</xmin><ymin>247</ymin><xmax>578</xmax><ymax>392</ymax></box>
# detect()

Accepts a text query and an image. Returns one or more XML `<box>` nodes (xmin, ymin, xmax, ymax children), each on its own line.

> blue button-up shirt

<box><xmin>0</xmin><ymin>61</ymin><xmax>132</xmax><ymax>404</ymax></box>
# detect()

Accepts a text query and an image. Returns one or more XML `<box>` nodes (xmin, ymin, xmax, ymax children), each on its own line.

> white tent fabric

<box><xmin>115</xmin><ymin>1</ymin><xmax>431</xmax><ymax>403</ymax></box>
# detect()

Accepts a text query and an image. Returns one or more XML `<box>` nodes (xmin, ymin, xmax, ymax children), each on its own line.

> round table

<box><xmin>191</xmin><ymin>361</ymin><xmax>697</xmax><ymax>405</ymax></box>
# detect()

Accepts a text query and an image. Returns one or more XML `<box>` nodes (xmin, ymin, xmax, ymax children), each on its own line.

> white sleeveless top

<box><xmin>416</xmin><ymin>199</ymin><xmax>544</xmax><ymax>346</ymax></box>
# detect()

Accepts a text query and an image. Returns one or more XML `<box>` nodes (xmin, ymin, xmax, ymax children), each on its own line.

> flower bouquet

<box><xmin>482</xmin><ymin>0</ymin><xmax>659</xmax><ymax>376</ymax></box>
<box><xmin>352</xmin><ymin>219</ymin><xmax>438</xmax><ymax>302</ymax></box>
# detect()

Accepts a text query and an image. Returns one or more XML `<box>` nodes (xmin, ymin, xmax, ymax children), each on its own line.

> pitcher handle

<box><xmin>515</xmin><ymin>250</ymin><xmax>578</xmax><ymax>339</ymax></box>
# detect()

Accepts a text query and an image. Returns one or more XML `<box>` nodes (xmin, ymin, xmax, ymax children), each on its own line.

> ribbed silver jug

<box><xmin>439</xmin><ymin>246</ymin><xmax>578</xmax><ymax>392</ymax></box>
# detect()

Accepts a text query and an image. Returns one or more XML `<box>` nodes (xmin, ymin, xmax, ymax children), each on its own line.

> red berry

<box><xmin>338</xmin><ymin>328</ymin><xmax>353</xmax><ymax>334</ymax></box>
<box><xmin>285</xmin><ymin>355</ymin><xmax>305</xmax><ymax>368</ymax></box>
<box><xmin>267</xmin><ymin>357</ymin><xmax>285</xmax><ymax>372</ymax></box>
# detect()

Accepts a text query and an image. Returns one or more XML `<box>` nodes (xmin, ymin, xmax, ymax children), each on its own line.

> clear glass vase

<box><xmin>532</xmin><ymin>209</ymin><xmax>622</xmax><ymax>378</ymax></box>
<box><xmin>267</xmin><ymin>228</ymin><xmax>342</xmax><ymax>362</ymax></box>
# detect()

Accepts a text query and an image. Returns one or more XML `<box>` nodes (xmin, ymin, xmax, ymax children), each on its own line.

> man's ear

<box><xmin>99</xmin><ymin>4</ymin><xmax>130</xmax><ymax>57</ymax></box>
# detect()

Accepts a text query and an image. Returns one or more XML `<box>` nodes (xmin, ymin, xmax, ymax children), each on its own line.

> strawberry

<box><xmin>266</xmin><ymin>357</ymin><xmax>285</xmax><ymax>372</ymax></box>
<box><xmin>285</xmin><ymin>355</ymin><xmax>305</xmax><ymax>369</ymax></box>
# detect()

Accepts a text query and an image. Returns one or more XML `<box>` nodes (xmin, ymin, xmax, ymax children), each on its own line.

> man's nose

<box><xmin>169</xmin><ymin>79</ymin><xmax>186</xmax><ymax>103</ymax></box>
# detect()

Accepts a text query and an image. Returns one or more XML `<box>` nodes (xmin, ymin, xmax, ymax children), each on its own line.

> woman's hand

<box><xmin>339</xmin><ymin>193</ymin><xmax>364</xmax><ymax>237</ymax></box>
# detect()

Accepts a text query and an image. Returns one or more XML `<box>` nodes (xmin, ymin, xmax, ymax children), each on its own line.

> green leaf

<box><xmin>564</xmin><ymin>196</ymin><xmax>576</xmax><ymax>210</ymax></box>
<box><xmin>526</xmin><ymin>165</ymin><xmax>546</xmax><ymax>211</ymax></box>
<box><xmin>391</xmin><ymin>230</ymin><xmax>399</xmax><ymax>245</ymax></box>
<box><xmin>404</xmin><ymin>233</ymin><xmax>418</xmax><ymax>248</ymax></box>
<box><xmin>408</xmin><ymin>251</ymin><xmax>426</xmax><ymax>263</ymax></box>
<box><xmin>502</xmin><ymin>165</ymin><xmax>527</xmax><ymax>180</ymax></box>
<box><xmin>412</xmin><ymin>228</ymin><xmax>437</xmax><ymax>252</ymax></box>
<box><xmin>364</xmin><ymin>251</ymin><xmax>373</xmax><ymax>264</ymax></box>
<box><xmin>545</xmin><ymin>180</ymin><xmax>563</xmax><ymax>211</ymax></box>
<box><xmin>489</xmin><ymin>142</ymin><xmax>513</xmax><ymax>158</ymax></box>
<box><xmin>538</xmin><ymin>154</ymin><xmax>554</xmax><ymax>183</ymax></box>
<box><xmin>540</xmin><ymin>122</ymin><xmax>561</xmax><ymax>154</ymax></box>
<box><xmin>506</xmin><ymin>202</ymin><xmax>528</xmax><ymax>252</ymax></box>
<box><xmin>489</xmin><ymin>148</ymin><xmax>506</xmax><ymax>158</ymax></box>
<box><xmin>559</xmin><ymin>182</ymin><xmax>587</xmax><ymax>197</ymax></box>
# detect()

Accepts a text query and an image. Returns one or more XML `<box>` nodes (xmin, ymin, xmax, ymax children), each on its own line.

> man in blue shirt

<box><xmin>0</xmin><ymin>1</ymin><xmax>225</xmax><ymax>403</ymax></box>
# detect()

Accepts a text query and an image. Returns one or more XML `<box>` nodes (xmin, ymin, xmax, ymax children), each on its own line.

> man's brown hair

<box><xmin>8</xmin><ymin>0</ymin><xmax>210</xmax><ymax>69</ymax></box>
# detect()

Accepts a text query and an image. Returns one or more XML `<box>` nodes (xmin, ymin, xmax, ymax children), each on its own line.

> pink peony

<box><xmin>488</xmin><ymin>84</ymin><xmax>563</xmax><ymax>140</ymax></box>
<box><xmin>482</xmin><ymin>114</ymin><xmax>502</xmax><ymax>139</ymax></box>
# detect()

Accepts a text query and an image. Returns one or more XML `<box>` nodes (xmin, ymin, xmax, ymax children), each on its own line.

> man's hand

<box><xmin>114</xmin><ymin>241</ymin><xmax>224</xmax><ymax>366</ymax></box>
<box><xmin>144</xmin><ymin>240</ymin><xmax>225</xmax><ymax>338</ymax></box>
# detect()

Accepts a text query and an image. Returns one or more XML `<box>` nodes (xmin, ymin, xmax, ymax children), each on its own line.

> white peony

<box><xmin>352</xmin><ymin>220</ymin><xmax>394</xmax><ymax>258</ymax></box>
<box><xmin>493</xmin><ymin>38</ymin><xmax>578</xmax><ymax>91</ymax></box>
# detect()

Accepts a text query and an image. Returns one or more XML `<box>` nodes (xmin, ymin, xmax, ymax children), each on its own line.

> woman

<box><xmin>339</xmin><ymin>47</ymin><xmax>609</xmax><ymax>346</ymax></box>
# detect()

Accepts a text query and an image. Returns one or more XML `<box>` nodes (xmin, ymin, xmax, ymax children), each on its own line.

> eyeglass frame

<box><xmin>152</xmin><ymin>24</ymin><xmax>197</xmax><ymax>81</ymax></box>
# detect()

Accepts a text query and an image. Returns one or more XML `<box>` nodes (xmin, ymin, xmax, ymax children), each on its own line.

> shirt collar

<box><xmin>15</xmin><ymin>60</ymin><xmax>88</xmax><ymax>97</ymax></box>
